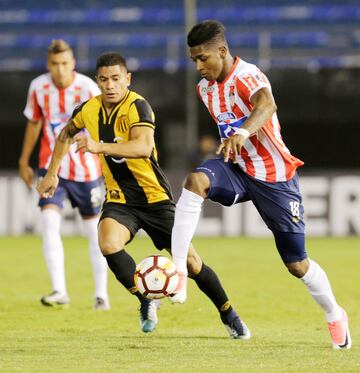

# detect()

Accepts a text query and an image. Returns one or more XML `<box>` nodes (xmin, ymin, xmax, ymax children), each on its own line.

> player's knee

<box><xmin>184</xmin><ymin>172</ymin><xmax>209</xmax><ymax>197</ymax></box>
<box><xmin>99</xmin><ymin>238</ymin><xmax>121</xmax><ymax>255</ymax></box>
<box><xmin>285</xmin><ymin>259</ymin><xmax>309</xmax><ymax>278</ymax></box>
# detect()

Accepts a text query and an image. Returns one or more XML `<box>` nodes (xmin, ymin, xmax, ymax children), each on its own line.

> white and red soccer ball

<box><xmin>134</xmin><ymin>255</ymin><xmax>179</xmax><ymax>299</ymax></box>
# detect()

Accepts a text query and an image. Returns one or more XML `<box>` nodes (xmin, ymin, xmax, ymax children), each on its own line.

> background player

<box><xmin>36</xmin><ymin>52</ymin><xmax>250</xmax><ymax>338</ymax></box>
<box><xmin>171</xmin><ymin>20</ymin><xmax>351</xmax><ymax>350</ymax></box>
<box><xmin>19</xmin><ymin>39</ymin><xmax>109</xmax><ymax>310</ymax></box>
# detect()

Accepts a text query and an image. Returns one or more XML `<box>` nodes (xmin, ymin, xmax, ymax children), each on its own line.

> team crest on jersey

<box><xmin>110</xmin><ymin>190</ymin><xmax>120</xmax><ymax>199</ymax></box>
<box><xmin>229</xmin><ymin>92</ymin><xmax>236</xmax><ymax>107</ymax></box>
<box><xmin>116</xmin><ymin>115</ymin><xmax>129</xmax><ymax>133</ymax></box>
<box><xmin>217</xmin><ymin>112</ymin><xmax>236</xmax><ymax>122</ymax></box>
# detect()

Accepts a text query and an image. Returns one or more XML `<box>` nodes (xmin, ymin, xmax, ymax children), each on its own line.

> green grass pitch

<box><xmin>0</xmin><ymin>235</ymin><xmax>359</xmax><ymax>372</ymax></box>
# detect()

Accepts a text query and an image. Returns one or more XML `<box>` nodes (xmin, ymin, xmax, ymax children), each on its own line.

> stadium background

<box><xmin>0</xmin><ymin>0</ymin><xmax>359</xmax><ymax>236</ymax></box>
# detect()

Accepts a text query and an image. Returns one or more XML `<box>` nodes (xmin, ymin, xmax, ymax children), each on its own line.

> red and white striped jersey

<box><xmin>24</xmin><ymin>72</ymin><xmax>102</xmax><ymax>182</ymax></box>
<box><xmin>197</xmin><ymin>57</ymin><xmax>304</xmax><ymax>182</ymax></box>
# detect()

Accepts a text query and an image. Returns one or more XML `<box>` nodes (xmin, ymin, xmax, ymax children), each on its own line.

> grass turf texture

<box><xmin>0</xmin><ymin>236</ymin><xmax>359</xmax><ymax>372</ymax></box>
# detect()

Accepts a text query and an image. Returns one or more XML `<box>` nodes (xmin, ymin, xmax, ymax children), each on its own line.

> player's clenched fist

<box><xmin>36</xmin><ymin>173</ymin><xmax>59</xmax><ymax>198</ymax></box>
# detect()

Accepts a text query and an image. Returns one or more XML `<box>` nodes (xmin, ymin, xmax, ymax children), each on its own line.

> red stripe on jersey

<box><xmin>240</xmin><ymin>147</ymin><xmax>255</xmax><ymax>176</ymax></box>
<box><xmin>74</xmin><ymin>86</ymin><xmax>82</xmax><ymax>104</ymax></box>
<box><xmin>43</xmin><ymin>84</ymin><xmax>50</xmax><ymax>119</ymax></box>
<box><xmin>31</xmin><ymin>90</ymin><xmax>42</xmax><ymax>121</ymax></box>
<box><xmin>249</xmin><ymin>135</ymin><xmax>277</xmax><ymax>182</ymax></box>
<box><xmin>68</xmin><ymin>156</ymin><xmax>76</xmax><ymax>180</ymax></box>
<box><xmin>262</xmin><ymin>123</ymin><xmax>304</xmax><ymax>180</ymax></box>
<box><xmin>232</xmin><ymin>103</ymin><xmax>245</xmax><ymax>118</ymax></box>
<box><xmin>218</xmin><ymin>84</ymin><xmax>227</xmax><ymax>113</ymax></box>
<box><xmin>235</xmin><ymin>78</ymin><xmax>252</xmax><ymax>110</ymax></box>
<box><xmin>78</xmin><ymin>149</ymin><xmax>90</xmax><ymax>181</ymax></box>
<box><xmin>59</xmin><ymin>89</ymin><xmax>66</xmax><ymax>113</ymax></box>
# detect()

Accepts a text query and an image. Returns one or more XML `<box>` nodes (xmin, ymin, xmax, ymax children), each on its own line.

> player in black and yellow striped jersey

<box><xmin>72</xmin><ymin>90</ymin><xmax>172</xmax><ymax>205</ymax></box>
<box><xmin>37</xmin><ymin>52</ymin><xmax>247</xmax><ymax>337</ymax></box>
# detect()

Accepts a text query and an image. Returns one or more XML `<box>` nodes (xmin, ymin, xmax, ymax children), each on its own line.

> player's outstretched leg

<box><xmin>275</xmin><ymin>231</ymin><xmax>351</xmax><ymax>349</ymax></box>
<box><xmin>40</xmin><ymin>208</ymin><xmax>69</xmax><ymax>308</ymax></box>
<box><xmin>300</xmin><ymin>259</ymin><xmax>351</xmax><ymax>349</ymax></box>
<box><xmin>186</xmin><ymin>246</ymin><xmax>250</xmax><ymax>339</ymax></box>
<box><xmin>105</xmin><ymin>249</ymin><xmax>160</xmax><ymax>333</ymax></box>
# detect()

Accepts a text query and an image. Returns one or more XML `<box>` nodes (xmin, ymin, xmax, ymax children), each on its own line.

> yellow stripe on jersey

<box><xmin>71</xmin><ymin>91</ymin><xmax>173</xmax><ymax>205</ymax></box>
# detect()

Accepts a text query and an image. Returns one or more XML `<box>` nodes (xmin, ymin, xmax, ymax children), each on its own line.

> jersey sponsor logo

<box><xmin>201</xmin><ymin>86</ymin><xmax>215</xmax><ymax>94</ymax></box>
<box><xmin>218</xmin><ymin>116</ymin><xmax>248</xmax><ymax>139</ymax></box>
<box><xmin>216</xmin><ymin>112</ymin><xmax>236</xmax><ymax>122</ymax></box>
<box><xmin>107</xmin><ymin>137</ymin><xmax>126</xmax><ymax>164</ymax></box>
<box><xmin>195</xmin><ymin>166</ymin><xmax>215</xmax><ymax>177</ymax></box>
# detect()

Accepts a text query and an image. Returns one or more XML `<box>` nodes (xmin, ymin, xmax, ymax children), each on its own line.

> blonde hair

<box><xmin>47</xmin><ymin>39</ymin><xmax>73</xmax><ymax>56</ymax></box>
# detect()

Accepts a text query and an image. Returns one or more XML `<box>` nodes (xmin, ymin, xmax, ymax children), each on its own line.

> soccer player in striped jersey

<box><xmin>19</xmin><ymin>40</ymin><xmax>109</xmax><ymax>310</ymax></box>
<box><xmin>36</xmin><ymin>52</ymin><xmax>250</xmax><ymax>338</ymax></box>
<box><xmin>171</xmin><ymin>20</ymin><xmax>351</xmax><ymax>349</ymax></box>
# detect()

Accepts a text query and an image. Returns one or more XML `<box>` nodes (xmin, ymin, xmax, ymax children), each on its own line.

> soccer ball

<box><xmin>134</xmin><ymin>255</ymin><xmax>179</xmax><ymax>299</ymax></box>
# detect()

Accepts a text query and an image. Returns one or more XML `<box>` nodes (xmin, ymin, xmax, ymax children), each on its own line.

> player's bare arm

<box><xmin>75</xmin><ymin>126</ymin><xmax>154</xmax><ymax>158</ymax></box>
<box><xmin>18</xmin><ymin>120</ymin><xmax>42</xmax><ymax>188</ymax></box>
<box><xmin>36</xmin><ymin>120</ymin><xmax>81</xmax><ymax>198</ymax></box>
<box><xmin>217</xmin><ymin>87</ymin><xmax>277</xmax><ymax>162</ymax></box>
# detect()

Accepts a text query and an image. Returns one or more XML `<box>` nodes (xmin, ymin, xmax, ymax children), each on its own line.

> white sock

<box><xmin>82</xmin><ymin>218</ymin><xmax>108</xmax><ymax>300</ymax></box>
<box><xmin>41</xmin><ymin>209</ymin><xmax>67</xmax><ymax>295</ymax></box>
<box><xmin>171</xmin><ymin>188</ymin><xmax>204</xmax><ymax>276</ymax></box>
<box><xmin>300</xmin><ymin>259</ymin><xmax>342</xmax><ymax>322</ymax></box>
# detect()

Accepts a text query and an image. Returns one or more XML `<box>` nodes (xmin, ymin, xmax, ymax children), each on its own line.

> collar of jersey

<box><xmin>101</xmin><ymin>90</ymin><xmax>130</xmax><ymax>124</ymax></box>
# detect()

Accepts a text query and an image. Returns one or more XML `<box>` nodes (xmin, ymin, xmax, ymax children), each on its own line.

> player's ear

<box><xmin>127</xmin><ymin>72</ymin><xmax>132</xmax><ymax>87</ymax></box>
<box><xmin>219</xmin><ymin>46</ymin><xmax>227</xmax><ymax>59</ymax></box>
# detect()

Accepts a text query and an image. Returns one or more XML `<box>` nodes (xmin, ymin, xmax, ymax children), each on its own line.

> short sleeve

<box><xmin>128</xmin><ymin>99</ymin><xmax>155</xmax><ymax>129</ymax></box>
<box><xmin>23</xmin><ymin>81</ymin><xmax>42</xmax><ymax>121</ymax></box>
<box><xmin>71</xmin><ymin>100</ymin><xmax>88</xmax><ymax>129</ymax></box>
<box><xmin>237</xmin><ymin>69</ymin><xmax>272</xmax><ymax>100</ymax></box>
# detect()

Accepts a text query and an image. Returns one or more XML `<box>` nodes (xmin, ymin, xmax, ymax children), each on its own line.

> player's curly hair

<box><xmin>187</xmin><ymin>20</ymin><xmax>227</xmax><ymax>47</ymax></box>
<box><xmin>96</xmin><ymin>52</ymin><xmax>127</xmax><ymax>73</ymax></box>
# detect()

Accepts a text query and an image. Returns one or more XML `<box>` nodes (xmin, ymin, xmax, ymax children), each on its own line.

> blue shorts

<box><xmin>37</xmin><ymin>169</ymin><xmax>103</xmax><ymax>217</ymax></box>
<box><xmin>194</xmin><ymin>159</ymin><xmax>305</xmax><ymax>234</ymax></box>
<box><xmin>194</xmin><ymin>159</ymin><xmax>306</xmax><ymax>263</ymax></box>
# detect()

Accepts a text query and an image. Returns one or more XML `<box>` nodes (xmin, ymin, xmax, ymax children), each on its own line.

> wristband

<box><xmin>234</xmin><ymin>128</ymin><xmax>250</xmax><ymax>139</ymax></box>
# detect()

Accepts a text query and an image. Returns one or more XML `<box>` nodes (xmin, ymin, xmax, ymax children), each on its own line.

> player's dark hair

<box><xmin>47</xmin><ymin>39</ymin><xmax>73</xmax><ymax>56</ymax></box>
<box><xmin>96</xmin><ymin>52</ymin><xmax>128</xmax><ymax>73</ymax></box>
<box><xmin>187</xmin><ymin>20</ymin><xmax>227</xmax><ymax>47</ymax></box>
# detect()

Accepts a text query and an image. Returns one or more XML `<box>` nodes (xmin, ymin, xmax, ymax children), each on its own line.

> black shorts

<box><xmin>99</xmin><ymin>201</ymin><xmax>175</xmax><ymax>250</ymax></box>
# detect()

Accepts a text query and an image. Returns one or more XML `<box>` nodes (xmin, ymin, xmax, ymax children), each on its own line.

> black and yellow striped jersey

<box><xmin>72</xmin><ymin>90</ymin><xmax>173</xmax><ymax>205</ymax></box>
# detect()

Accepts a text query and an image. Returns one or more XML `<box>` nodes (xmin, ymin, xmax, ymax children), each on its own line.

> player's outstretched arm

<box><xmin>36</xmin><ymin>120</ymin><xmax>80</xmax><ymax>198</ymax></box>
